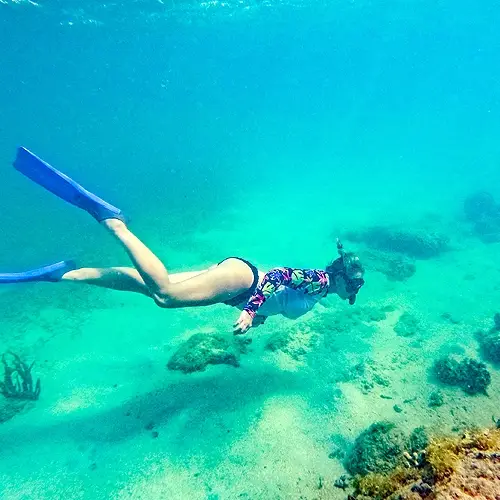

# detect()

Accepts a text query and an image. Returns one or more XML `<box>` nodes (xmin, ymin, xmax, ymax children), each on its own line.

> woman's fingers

<box><xmin>234</xmin><ymin>324</ymin><xmax>247</xmax><ymax>335</ymax></box>
<box><xmin>233</xmin><ymin>311</ymin><xmax>254</xmax><ymax>335</ymax></box>
<box><xmin>233</xmin><ymin>319</ymin><xmax>244</xmax><ymax>334</ymax></box>
<box><xmin>233</xmin><ymin>319</ymin><xmax>248</xmax><ymax>335</ymax></box>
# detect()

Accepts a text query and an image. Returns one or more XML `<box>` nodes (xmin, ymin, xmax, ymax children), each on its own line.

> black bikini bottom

<box><xmin>218</xmin><ymin>257</ymin><xmax>259</xmax><ymax>307</ymax></box>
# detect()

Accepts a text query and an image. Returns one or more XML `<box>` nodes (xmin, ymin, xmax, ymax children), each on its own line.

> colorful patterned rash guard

<box><xmin>243</xmin><ymin>267</ymin><xmax>330</xmax><ymax>319</ymax></box>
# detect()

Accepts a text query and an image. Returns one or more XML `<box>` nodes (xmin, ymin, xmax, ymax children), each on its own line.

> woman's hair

<box><xmin>326</xmin><ymin>240</ymin><xmax>365</xmax><ymax>279</ymax></box>
<box><xmin>325</xmin><ymin>256</ymin><xmax>345</xmax><ymax>277</ymax></box>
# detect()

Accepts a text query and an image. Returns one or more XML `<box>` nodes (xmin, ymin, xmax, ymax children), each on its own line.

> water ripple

<box><xmin>1</xmin><ymin>0</ymin><xmax>329</xmax><ymax>26</ymax></box>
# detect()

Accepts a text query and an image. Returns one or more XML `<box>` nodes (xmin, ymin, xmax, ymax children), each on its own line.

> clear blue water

<box><xmin>1</xmin><ymin>1</ymin><xmax>500</xmax><ymax>498</ymax></box>
<box><xmin>2</xmin><ymin>1</ymin><xmax>499</xmax><ymax>215</ymax></box>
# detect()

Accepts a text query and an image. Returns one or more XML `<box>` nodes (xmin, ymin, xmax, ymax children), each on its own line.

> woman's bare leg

<box><xmin>63</xmin><ymin>218</ymin><xmax>254</xmax><ymax>308</ymax></box>
<box><xmin>61</xmin><ymin>267</ymin><xmax>210</xmax><ymax>295</ymax></box>
<box><xmin>100</xmin><ymin>219</ymin><xmax>172</xmax><ymax>297</ymax></box>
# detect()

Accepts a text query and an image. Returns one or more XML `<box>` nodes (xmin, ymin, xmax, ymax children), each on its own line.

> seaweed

<box><xmin>352</xmin><ymin>467</ymin><xmax>419</xmax><ymax>499</ymax></box>
<box><xmin>349</xmin><ymin>427</ymin><xmax>500</xmax><ymax>498</ymax></box>
<box><xmin>425</xmin><ymin>437</ymin><xmax>461</xmax><ymax>480</ymax></box>
<box><xmin>0</xmin><ymin>352</ymin><xmax>41</xmax><ymax>401</ymax></box>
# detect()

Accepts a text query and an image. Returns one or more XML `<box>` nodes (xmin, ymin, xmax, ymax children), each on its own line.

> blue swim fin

<box><xmin>0</xmin><ymin>260</ymin><xmax>77</xmax><ymax>284</ymax></box>
<box><xmin>13</xmin><ymin>147</ymin><xmax>126</xmax><ymax>223</ymax></box>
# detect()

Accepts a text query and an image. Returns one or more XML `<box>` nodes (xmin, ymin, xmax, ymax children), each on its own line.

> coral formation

<box><xmin>358</xmin><ymin>249</ymin><xmax>416</xmax><ymax>282</ymax></box>
<box><xmin>476</xmin><ymin>312</ymin><xmax>500</xmax><ymax>364</ymax></box>
<box><xmin>394</xmin><ymin>312</ymin><xmax>420</xmax><ymax>338</ymax></box>
<box><xmin>432</xmin><ymin>355</ymin><xmax>491</xmax><ymax>395</ymax></box>
<box><xmin>409</xmin><ymin>427</ymin><xmax>429</xmax><ymax>455</ymax></box>
<box><xmin>350</xmin><ymin>427</ymin><xmax>500</xmax><ymax>499</ymax></box>
<box><xmin>167</xmin><ymin>334</ymin><xmax>250</xmax><ymax>374</ymax></box>
<box><xmin>463</xmin><ymin>191</ymin><xmax>500</xmax><ymax>243</ymax></box>
<box><xmin>0</xmin><ymin>352</ymin><xmax>40</xmax><ymax>400</ymax></box>
<box><xmin>346</xmin><ymin>421</ymin><xmax>409</xmax><ymax>476</ymax></box>
<box><xmin>344</xmin><ymin>226</ymin><xmax>449</xmax><ymax>259</ymax></box>
<box><xmin>433</xmin><ymin>356</ymin><xmax>463</xmax><ymax>385</ymax></box>
<box><xmin>333</xmin><ymin>474</ymin><xmax>350</xmax><ymax>490</ymax></box>
<box><xmin>428</xmin><ymin>390</ymin><xmax>444</xmax><ymax>408</ymax></box>
<box><xmin>464</xmin><ymin>191</ymin><xmax>499</xmax><ymax>222</ymax></box>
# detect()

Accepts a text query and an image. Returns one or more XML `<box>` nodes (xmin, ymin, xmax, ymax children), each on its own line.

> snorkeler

<box><xmin>1</xmin><ymin>147</ymin><xmax>365</xmax><ymax>334</ymax></box>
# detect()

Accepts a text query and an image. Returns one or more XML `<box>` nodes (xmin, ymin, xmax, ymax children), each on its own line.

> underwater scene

<box><xmin>1</xmin><ymin>0</ymin><xmax>500</xmax><ymax>498</ymax></box>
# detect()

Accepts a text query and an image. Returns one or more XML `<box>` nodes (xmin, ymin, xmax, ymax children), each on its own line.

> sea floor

<box><xmin>1</xmin><ymin>196</ymin><xmax>499</xmax><ymax>499</ymax></box>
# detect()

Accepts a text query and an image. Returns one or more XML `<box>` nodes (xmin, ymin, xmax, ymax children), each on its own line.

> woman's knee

<box><xmin>152</xmin><ymin>292</ymin><xmax>178</xmax><ymax>309</ymax></box>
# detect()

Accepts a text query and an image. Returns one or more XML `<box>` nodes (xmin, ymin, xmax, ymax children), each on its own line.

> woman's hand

<box><xmin>233</xmin><ymin>310</ymin><xmax>254</xmax><ymax>335</ymax></box>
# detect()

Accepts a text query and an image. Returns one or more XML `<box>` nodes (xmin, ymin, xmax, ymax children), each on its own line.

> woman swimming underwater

<box><xmin>1</xmin><ymin>148</ymin><xmax>365</xmax><ymax>334</ymax></box>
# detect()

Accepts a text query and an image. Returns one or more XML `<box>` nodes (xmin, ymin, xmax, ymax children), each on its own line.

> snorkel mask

<box><xmin>329</xmin><ymin>239</ymin><xmax>365</xmax><ymax>305</ymax></box>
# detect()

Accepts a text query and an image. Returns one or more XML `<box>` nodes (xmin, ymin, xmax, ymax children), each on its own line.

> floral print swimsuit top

<box><xmin>243</xmin><ymin>267</ymin><xmax>330</xmax><ymax>320</ymax></box>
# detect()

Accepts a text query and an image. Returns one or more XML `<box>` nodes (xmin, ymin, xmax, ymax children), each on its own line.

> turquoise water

<box><xmin>1</xmin><ymin>1</ymin><xmax>500</xmax><ymax>498</ymax></box>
